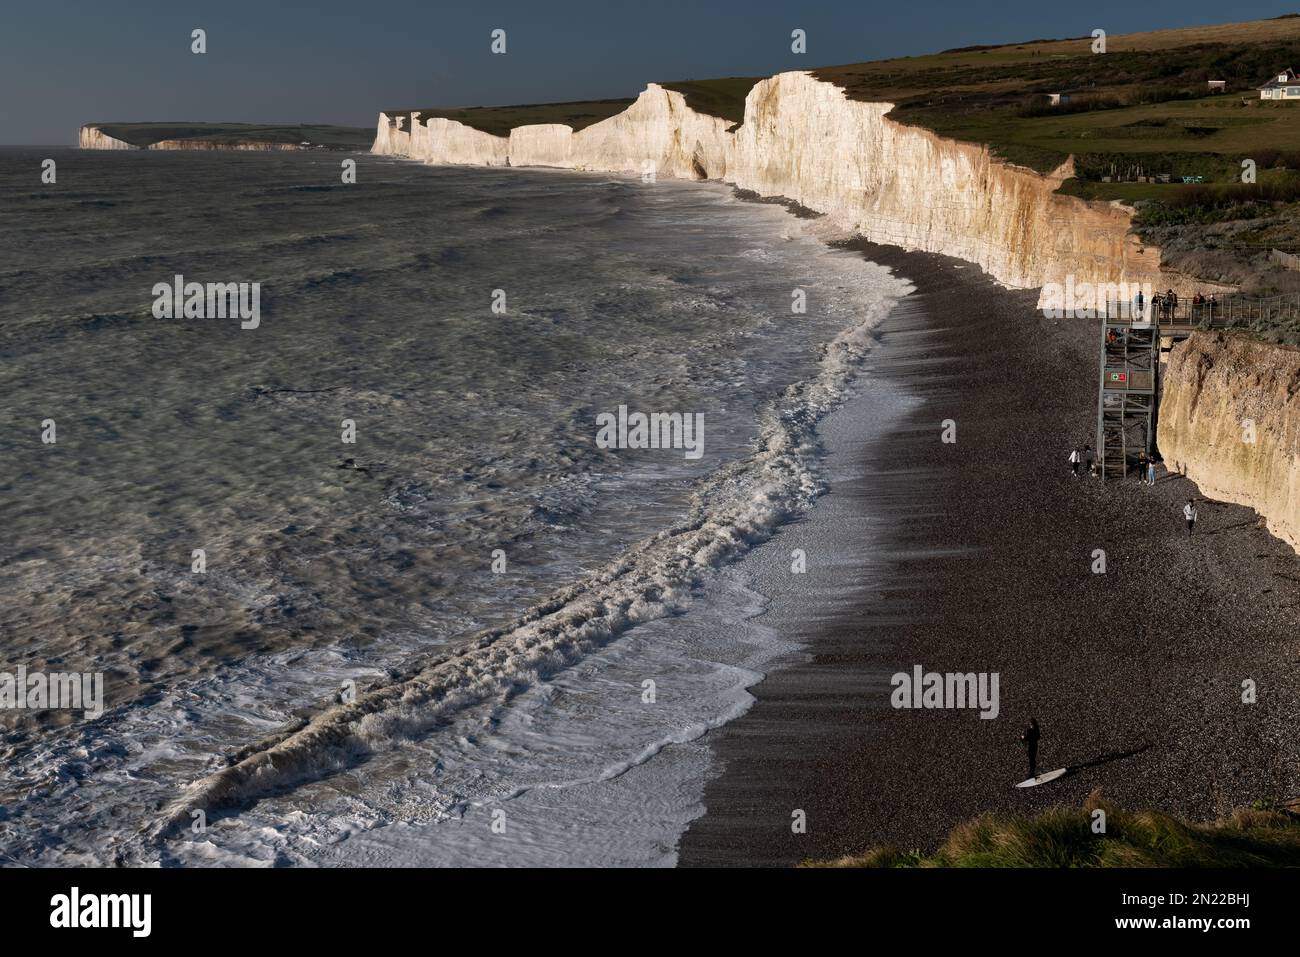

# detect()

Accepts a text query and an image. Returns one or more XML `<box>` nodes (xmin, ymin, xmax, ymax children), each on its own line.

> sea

<box><xmin>0</xmin><ymin>147</ymin><xmax>910</xmax><ymax>866</ymax></box>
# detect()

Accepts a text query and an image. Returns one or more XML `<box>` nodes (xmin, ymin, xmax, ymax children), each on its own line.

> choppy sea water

<box><xmin>0</xmin><ymin>148</ymin><xmax>909</xmax><ymax>865</ymax></box>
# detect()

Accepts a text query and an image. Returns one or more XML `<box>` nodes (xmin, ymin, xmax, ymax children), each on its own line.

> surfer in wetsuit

<box><xmin>1021</xmin><ymin>718</ymin><xmax>1040</xmax><ymax>779</ymax></box>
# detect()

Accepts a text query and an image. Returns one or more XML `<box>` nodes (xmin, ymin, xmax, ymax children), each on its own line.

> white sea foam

<box><xmin>0</xmin><ymin>155</ymin><xmax>911</xmax><ymax>866</ymax></box>
<box><xmin>144</xmin><ymin>225</ymin><xmax>909</xmax><ymax>862</ymax></box>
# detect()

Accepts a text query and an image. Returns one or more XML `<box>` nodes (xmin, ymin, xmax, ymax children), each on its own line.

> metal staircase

<box><xmin>1096</xmin><ymin>316</ymin><xmax>1158</xmax><ymax>481</ymax></box>
<box><xmin>1094</xmin><ymin>294</ymin><xmax>1300</xmax><ymax>481</ymax></box>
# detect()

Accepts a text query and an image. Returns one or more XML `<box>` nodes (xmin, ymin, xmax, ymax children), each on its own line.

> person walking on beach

<box><xmin>1021</xmin><ymin>719</ymin><xmax>1041</xmax><ymax>779</ymax></box>
<box><xmin>1184</xmin><ymin>499</ymin><xmax>1198</xmax><ymax>536</ymax></box>
<box><xmin>1069</xmin><ymin>447</ymin><xmax>1081</xmax><ymax>477</ymax></box>
<box><xmin>1083</xmin><ymin>444</ymin><xmax>1095</xmax><ymax>475</ymax></box>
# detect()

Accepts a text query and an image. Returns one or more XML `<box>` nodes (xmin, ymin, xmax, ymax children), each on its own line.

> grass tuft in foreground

<box><xmin>807</xmin><ymin>792</ymin><xmax>1300</xmax><ymax>867</ymax></box>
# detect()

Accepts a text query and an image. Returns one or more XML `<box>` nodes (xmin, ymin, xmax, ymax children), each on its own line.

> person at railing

<box><xmin>1132</xmin><ymin>289</ymin><xmax>1145</xmax><ymax>321</ymax></box>
<box><xmin>1152</xmin><ymin>292</ymin><xmax>1164</xmax><ymax>319</ymax></box>
<box><xmin>1165</xmin><ymin>289</ymin><xmax>1178</xmax><ymax>320</ymax></box>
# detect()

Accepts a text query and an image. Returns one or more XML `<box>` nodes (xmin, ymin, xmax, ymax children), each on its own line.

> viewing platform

<box><xmin>1094</xmin><ymin>295</ymin><xmax>1300</xmax><ymax>480</ymax></box>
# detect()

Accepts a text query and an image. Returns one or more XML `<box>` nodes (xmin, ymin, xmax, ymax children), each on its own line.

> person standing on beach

<box><xmin>1146</xmin><ymin>458</ymin><xmax>1157</xmax><ymax>487</ymax></box>
<box><xmin>1069</xmin><ymin>447</ymin><xmax>1081</xmax><ymax>477</ymax></box>
<box><xmin>1184</xmin><ymin>499</ymin><xmax>1198</xmax><ymax>536</ymax></box>
<box><xmin>1021</xmin><ymin>719</ymin><xmax>1040</xmax><ymax>779</ymax></box>
<box><xmin>1136</xmin><ymin>451</ymin><xmax>1148</xmax><ymax>482</ymax></box>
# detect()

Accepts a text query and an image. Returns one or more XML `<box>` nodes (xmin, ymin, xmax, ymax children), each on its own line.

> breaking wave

<box><xmin>149</xmin><ymin>277</ymin><xmax>898</xmax><ymax>845</ymax></box>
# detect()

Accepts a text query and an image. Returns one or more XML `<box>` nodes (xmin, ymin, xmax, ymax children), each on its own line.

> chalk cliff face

<box><xmin>79</xmin><ymin>125</ymin><xmax>137</xmax><ymax>150</ymax></box>
<box><xmin>1159</xmin><ymin>332</ymin><xmax>1300</xmax><ymax>552</ymax></box>
<box><xmin>373</xmin><ymin>72</ymin><xmax>1164</xmax><ymax>296</ymax></box>
<box><xmin>730</xmin><ymin>73</ymin><xmax>1162</xmax><ymax>294</ymax></box>
<box><xmin>377</xmin><ymin>84</ymin><xmax>733</xmax><ymax>179</ymax></box>
<box><xmin>561</xmin><ymin>84</ymin><xmax>733</xmax><ymax>180</ymax></box>
<box><xmin>79</xmin><ymin>125</ymin><xmax>305</xmax><ymax>152</ymax></box>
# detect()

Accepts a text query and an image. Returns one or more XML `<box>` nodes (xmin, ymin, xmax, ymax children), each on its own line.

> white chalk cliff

<box><xmin>1159</xmin><ymin>332</ymin><xmax>1300</xmax><ymax>553</ymax></box>
<box><xmin>79</xmin><ymin>125</ymin><xmax>305</xmax><ymax>151</ymax></box>
<box><xmin>373</xmin><ymin>72</ymin><xmax>1166</xmax><ymax>297</ymax></box>
<box><xmin>79</xmin><ymin>125</ymin><xmax>137</xmax><ymax>150</ymax></box>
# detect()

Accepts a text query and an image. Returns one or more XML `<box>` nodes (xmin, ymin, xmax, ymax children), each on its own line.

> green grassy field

<box><xmin>805</xmin><ymin>17</ymin><xmax>1300</xmax><ymax>176</ymax></box>
<box><xmin>95</xmin><ymin>122</ymin><xmax>374</xmax><ymax>150</ymax></box>
<box><xmin>807</xmin><ymin>793</ymin><xmax>1300</xmax><ymax>867</ymax></box>
<box><xmin>658</xmin><ymin>77</ymin><xmax>766</xmax><ymax>128</ymax></box>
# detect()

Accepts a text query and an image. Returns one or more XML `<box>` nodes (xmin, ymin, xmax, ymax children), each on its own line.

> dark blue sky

<box><xmin>2</xmin><ymin>0</ymin><xmax>1295</xmax><ymax>144</ymax></box>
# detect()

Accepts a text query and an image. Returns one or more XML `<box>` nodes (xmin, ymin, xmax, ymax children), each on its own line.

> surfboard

<box><xmin>1015</xmin><ymin>767</ymin><xmax>1068</xmax><ymax>788</ymax></box>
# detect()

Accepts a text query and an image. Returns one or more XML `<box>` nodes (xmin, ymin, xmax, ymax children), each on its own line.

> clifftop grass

<box><xmin>808</xmin><ymin>792</ymin><xmax>1300</xmax><ymax>868</ymax></box>
<box><xmin>384</xmin><ymin>100</ymin><xmax>634</xmax><ymax>138</ymax></box>
<box><xmin>385</xmin><ymin>81</ymin><xmax>767</xmax><ymax>137</ymax></box>
<box><xmin>810</xmin><ymin>23</ymin><xmax>1300</xmax><ymax>174</ymax></box>
<box><xmin>657</xmin><ymin>77</ymin><xmax>765</xmax><ymax>129</ymax></box>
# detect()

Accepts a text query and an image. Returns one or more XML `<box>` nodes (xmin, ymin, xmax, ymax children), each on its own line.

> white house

<box><xmin>1046</xmin><ymin>92</ymin><xmax>1071</xmax><ymax>106</ymax></box>
<box><xmin>1259</xmin><ymin>68</ymin><xmax>1300</xmax><ymax>99</ymax></box>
